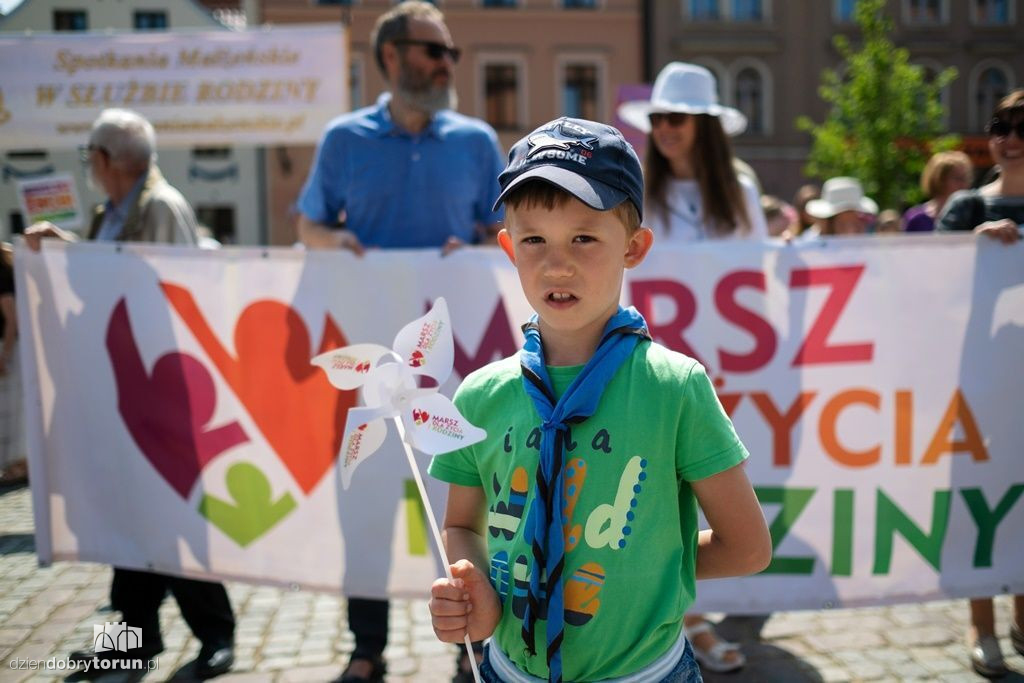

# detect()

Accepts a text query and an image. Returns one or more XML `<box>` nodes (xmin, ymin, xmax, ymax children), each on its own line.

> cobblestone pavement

<box><xmin>2</xmin><ymin>483</ymin><xmax>1021</xmax><ymax>683</ymax></box>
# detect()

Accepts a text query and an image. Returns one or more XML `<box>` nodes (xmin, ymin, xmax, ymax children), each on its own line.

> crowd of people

<box><xmin>3</xmin><ymin>1</ymin><xmax>1022</xmax><ymax>681</ymax></box>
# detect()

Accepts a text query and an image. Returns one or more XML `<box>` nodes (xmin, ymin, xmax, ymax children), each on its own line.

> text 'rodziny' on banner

<box><xmin>0</xmin><ymin>25</ymin><xmax>347</xmax><ymax>148</ymax></box>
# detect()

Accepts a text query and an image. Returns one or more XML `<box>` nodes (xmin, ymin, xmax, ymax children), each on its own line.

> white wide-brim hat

<box><xmin>617</xmin><ymin>62</ymin><xmax>747</xmax><ymax>136</ymax></box>
<box><xmin>805</xmin><ymin>177</ymin><xmax>879</xmax><ymax>218</ymax></box>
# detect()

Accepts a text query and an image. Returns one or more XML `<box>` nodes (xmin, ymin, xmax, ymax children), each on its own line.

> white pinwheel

<box><xmin>312</xmin><ymin>298</ymin><xmax>486</xmax><ymax>489</ymax></box>
<box><xmin>312</xmin><ymin>298</ymin><xmax>487</xmax><ymax>682</ymax></box>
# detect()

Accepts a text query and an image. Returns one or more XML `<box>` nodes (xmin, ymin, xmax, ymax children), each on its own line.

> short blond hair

<box><xmin>920</xmin><ymin>151</ymin><xmax>972</xmax><ymax>198</ymax></box>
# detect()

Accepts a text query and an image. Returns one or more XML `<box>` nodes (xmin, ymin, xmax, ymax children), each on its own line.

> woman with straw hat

<box><xmin>618</xmin><ymin>61</ymin><xmax>766</xmax><ymax>675</ymax></box>
<box><xmin>618</xmin><ymin>62</ymin><xmax>767</xmax><ymax>245</ymax></box>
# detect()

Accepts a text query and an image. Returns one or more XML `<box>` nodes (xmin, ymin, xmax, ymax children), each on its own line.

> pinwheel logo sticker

<box><xmin>311</xmin><ymin>298</ymin><xmax>486</xmax><ymax>682</ymax></box>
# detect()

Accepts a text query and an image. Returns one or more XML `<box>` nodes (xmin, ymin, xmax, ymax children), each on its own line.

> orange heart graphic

<box><xmin>161</xmin><ymin>283</ymin><xmax>356</xmax><ymax>494</ymax></box>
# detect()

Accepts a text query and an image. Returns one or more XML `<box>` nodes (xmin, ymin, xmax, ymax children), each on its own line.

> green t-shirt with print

<box><xmin>428</xmin><ymin>341</ymin><xmax>748</xmax><ymax>681</ymax></box>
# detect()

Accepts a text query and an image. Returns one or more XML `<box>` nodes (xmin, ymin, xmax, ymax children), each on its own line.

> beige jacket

<box><xmin>87</xmin><ymin>166</ymin><xmax>199</xmax><ymax>245</ymax></box>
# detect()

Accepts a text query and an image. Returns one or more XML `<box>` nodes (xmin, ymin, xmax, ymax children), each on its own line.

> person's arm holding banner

<box><xmin>24</xmin><ymin>221</ymin><xmax>79</xmax><ymax>251</ymax></box>
<box><xmin>296</xmin><ymin>126</ymin><xmax>366</xmax><ymax>255</ymax></box>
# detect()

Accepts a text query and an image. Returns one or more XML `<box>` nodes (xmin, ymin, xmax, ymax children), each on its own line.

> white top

<box><xmin>644</xmin><ymin>174</ymin><xmax>768</xmax><ymax>243</ymax></box>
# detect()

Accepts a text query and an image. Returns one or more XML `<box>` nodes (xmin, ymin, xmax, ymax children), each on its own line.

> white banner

<box><xmin>0</xmin><ymin>25</ymin><xmax>346</xmax><ymax>148</ymax></box>
<box><xmin>16</xmin><ymin>236</ymin><xmax>1024</xmax><ymax>610</ymax></box>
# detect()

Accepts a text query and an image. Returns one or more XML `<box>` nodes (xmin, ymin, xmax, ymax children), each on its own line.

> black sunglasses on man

<box><xmin>392</xmin><ymin>39</ymin><xmax>461</xmax><ymax>64</ymax></box>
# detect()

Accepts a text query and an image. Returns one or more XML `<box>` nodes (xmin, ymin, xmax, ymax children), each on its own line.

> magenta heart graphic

<box><xmin>106</xmin><ymin>299</ymin><xmax>248</xmax><ymax>498</ymax></box>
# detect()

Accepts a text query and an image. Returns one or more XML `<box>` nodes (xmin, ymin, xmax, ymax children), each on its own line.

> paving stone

<box><xmin>896</xmin><ymin>625</ymin><xmax>956</xmax><ymax>647</ymax></box>
<box><xmin>866</xmin><ymin>647</ymin><xmax>912</xmax><ymax>664</ymax></box>
<box><xmin>805</xmin><ymin>631</ymin><xmax>885</xmax><ymax>651</ymax></box>
<box><xmin>0</xmin><ymin>627</ymin><xmax>32</xmax><ymax>647</ymax></box>
<box><xmin>917</xmin><ymin>654</ymin><xmax>967</xmax><ymax>675</ymax></box>
<box><xmin>818</xmin><ymin>614</ymin><xmax>894</xmax><ymax>634</ymax></box>
<box><xmin>817</xmin><ymin>666</ymin><xmax>851</xmax><ymax>682</ymax></box>
<box><xmin>889</xmin><ymin>660</ymin><xmax>932</xmax><ymax>678</ymax></box>
<box><xmin>278</xmin><ymin>664</ymin><xmax>342</xmax><ymax>682</ymax></box>
<box><xmin>46</xmin><ymin>602</ymin><xmax>98</xmax><ymax>623</ymax></box>
<box><xmin>851</xmin><ymin>660</ymin><xmax>890</xmax><ymax>680</ymax></box>
<box><xmin>255</xmin><ymin>655</ymin><xmax>297</xmax><ymax>671</ymax></box>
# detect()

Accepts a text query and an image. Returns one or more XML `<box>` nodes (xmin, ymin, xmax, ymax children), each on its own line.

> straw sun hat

<box><xmin>617</xmin><ymin>62</ymin><xmax>747</xmax><ymax>136</ymax></box>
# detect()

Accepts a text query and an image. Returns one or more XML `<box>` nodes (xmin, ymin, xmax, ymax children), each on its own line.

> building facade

<box><xmin>0</xmin><ymin>0</ymin><xmax>264</xmax><ymax>244</ymax></box>
<box><xmin>647</xmin><ymin>0</ymin><xmax>1024</xmax><ymax>203</ymax></box>
<box><xmin>257</xmin><ymin>0</ymin><xmax>642</xmax><ymax>245</ymax></box>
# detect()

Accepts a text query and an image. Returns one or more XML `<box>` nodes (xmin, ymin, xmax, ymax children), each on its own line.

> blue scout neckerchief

<box><xmin>518</xmin><ymin>306</ymin><xmax>651</xmax><ymax>683</ymax></box>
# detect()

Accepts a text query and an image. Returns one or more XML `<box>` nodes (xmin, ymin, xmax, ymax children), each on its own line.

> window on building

<box><xmin>192</xmin><ymin>148</ymin><xmax>232</xmax><ymax>159</ymax></box>
<box><xmin>690</xmin><ymin>0</ymin><xmax>720</xmax><ymax>20</ymax></box>
<box><xmin>6</xmin><ymin>150</ymin><xmax>48</xmax><ymax>160</ymax></box>
<box><xmin>835</xmin><ymin>0</ymin><xmax>858</xmax><ymax>22</ymax></box>
<box><xmin>349</xmin><ymin>56</ymin><xmax>364</xmax><ymax>110</ymax></box>
<box><xmin>133</xmin><ymin>11</ymin><xmax>168</xmax><ymax>30</ymax></box>
<box><xmin>975</xmin><ymin>67</ymin><xmax>1009</xmax><ymax>128</ymax></box>
<box><xmin>482</xmin><ymin>0</ymin><xmax>518</xmax><ymax>6</ymax></box>
<box><xmin>917</xmin><ymin>63</ymin><xmax>950</xmax><ymax>122</ymax></box>
<box><xmin>734</xmin><ymin>68</ymin><xmax>764</xmax><ymax>134</ymax></box>
<box><xmin>9</xmin><ymin>212</ymin><xmax>25</xmax><ymax>236</ymax></box>
<box><xmin>53</xmin><ymin>10</ymin><xmax>87</xmax><ymax>31</ymax></box>
<box><xmin>562</xmin><ymin>64</ymin><xmax>599</xmax><ymax>120</ymax></box>
<box><xmin>905</xmin><ymin>0</ymin><xmax>944</xmax><ymax>23</ymax></box>
<box><xmin>973</xmin><ymin>0</ymin><xmax>1011</xmax><ymax>24</ymax></box>
<box><xmin>484</xmin><ymin>64</ymin><xmax>520</xmax><ymax>131</ymax></box>
<box><xmin>732</xmin><ymin>0</ymin><xmax>763</xmax><ymax>21</ymax></box>
<box><xmin>563</xmin><ymin>0</ymin><xmax>597</xmax><ymax>7</ymax></box>
<box><xmin>196</xmin><ymin>206</ymin><xmax>236</xmax><ymax>245</ymax></box>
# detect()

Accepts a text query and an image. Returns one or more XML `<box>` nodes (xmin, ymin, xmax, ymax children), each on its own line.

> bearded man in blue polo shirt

<box><xmin>297</xmin><ymin>0</ymin><xmax>504</xmax><ymax>255</ymax></box>
<box><xmin>296</xmin><ymin>3</ymin><xmax>503</xmax><ymax>682</ymax></box>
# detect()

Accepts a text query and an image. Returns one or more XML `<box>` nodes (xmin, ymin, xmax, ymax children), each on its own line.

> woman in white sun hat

<box><xmin>618</xmin><ymin>61</ymin><xmax>763</xmax><ymax>676</ymax></box>
<box><xmin>803</xmin><ymin>176</ymin><xmax>878</xmax><ymax>237</ymax></box>
<box><xmin>618</xmin><ymin>61</ymin><xmax>768</xmax><ymax>244</ymax></box>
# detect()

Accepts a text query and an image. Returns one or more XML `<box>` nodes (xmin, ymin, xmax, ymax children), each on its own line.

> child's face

<box><xmin>499</xmin><ymin>197</ymin><xmax>652</xmax><ymax>352</ymax></box>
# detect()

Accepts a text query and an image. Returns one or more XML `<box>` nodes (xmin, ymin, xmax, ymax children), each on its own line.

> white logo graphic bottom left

<box><xmin>93</xmin><ymin>622</ymin><xmax>142</xmax><ymax>653</ymax></box>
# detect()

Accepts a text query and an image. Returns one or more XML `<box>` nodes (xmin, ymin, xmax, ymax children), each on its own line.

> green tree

<box><xmin>797</xmin><ymin>0</ymin><xmax>958</xmax><ymax>210</ymax></box>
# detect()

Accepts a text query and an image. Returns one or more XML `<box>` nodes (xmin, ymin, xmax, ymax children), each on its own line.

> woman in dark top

<box><xmin>936</xmin><ymin>90</ymin><xmax>1023</xmax><ymax>678</ymax></box>
<box><xmin>937</xmin><ymin>91</ymin><xmax>1024</xmax><ymax>244</ymax></box>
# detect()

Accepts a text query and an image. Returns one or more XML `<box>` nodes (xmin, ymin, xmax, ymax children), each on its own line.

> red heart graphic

<box><xmin>409</xmin><ymin>350</ymin><xmax>425</xmax><ymax>368</ymax></box>
<box><xmin>413</xmin><ymin>409</ymin><xmax>430</xmax><ymax>425</ymax></box>
<box><xmin>161</xmin><ymin>284</ymin><xmax>356</xmax><ymax>494</ymax></box>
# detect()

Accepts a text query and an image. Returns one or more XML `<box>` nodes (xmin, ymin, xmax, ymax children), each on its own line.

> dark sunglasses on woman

<box><xmin>648</xmin><ymin>112</ymin><xmax>692</xmax><ymax>127</ymax></box>
<box><xmin>986</xmin><ymin>117</ymin><xmax>1024</xmax><ymax>139</ymax></box>
<box><xmin>393</xmin><ymin>39</ymin><xmax>461</xmax><ymax>63</ymax></box>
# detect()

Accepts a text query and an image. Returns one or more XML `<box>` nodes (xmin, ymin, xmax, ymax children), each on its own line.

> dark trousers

<box><xmin>348</xmin><ymin>598</ymin><xmax>389</xmax><ymax>660</ymax></box>
<box><xmin>111</xmin><ymin>567</ymin><xmax>235</xmax><ymax>649</ymax></box>
<box><xmin>348</xmin><ymin>598</ymin><xmax>480</xmax><ymax>663</ymax></box>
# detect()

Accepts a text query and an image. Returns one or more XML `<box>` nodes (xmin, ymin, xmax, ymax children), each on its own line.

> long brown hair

<box><xmin>644</xmin><ymin>114</ymin><xmax>750</xmax><ymax>237</ymax></box>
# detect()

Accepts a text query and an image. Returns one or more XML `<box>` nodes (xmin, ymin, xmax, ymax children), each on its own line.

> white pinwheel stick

<box><xmin>311</xmin><ymin>299</ymin><xmax>486</xmax><ymax>683</ymax></box>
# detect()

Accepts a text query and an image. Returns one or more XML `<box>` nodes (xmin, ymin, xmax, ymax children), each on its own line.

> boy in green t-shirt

<box><xmin>427</xmin><ymin>117</ymin><xmax>771</xmax><ymax>683</ymax></box>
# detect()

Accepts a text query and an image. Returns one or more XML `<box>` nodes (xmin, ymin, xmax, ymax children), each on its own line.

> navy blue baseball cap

<box><xmin>493</xmin><ymin>117</ymin><xmax>644</xmax><ymax>221</ymax></box>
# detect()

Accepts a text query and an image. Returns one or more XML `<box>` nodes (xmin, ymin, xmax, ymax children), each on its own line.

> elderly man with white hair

<box><xmin>25</xmin><ymin>109</ymin><xmax>234</xmax><ymax>678</ymax></box>
<box><xmin>26</xmin><ymin>108</ymin><xmax>198</xmax><ymax>248</ymax></box>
